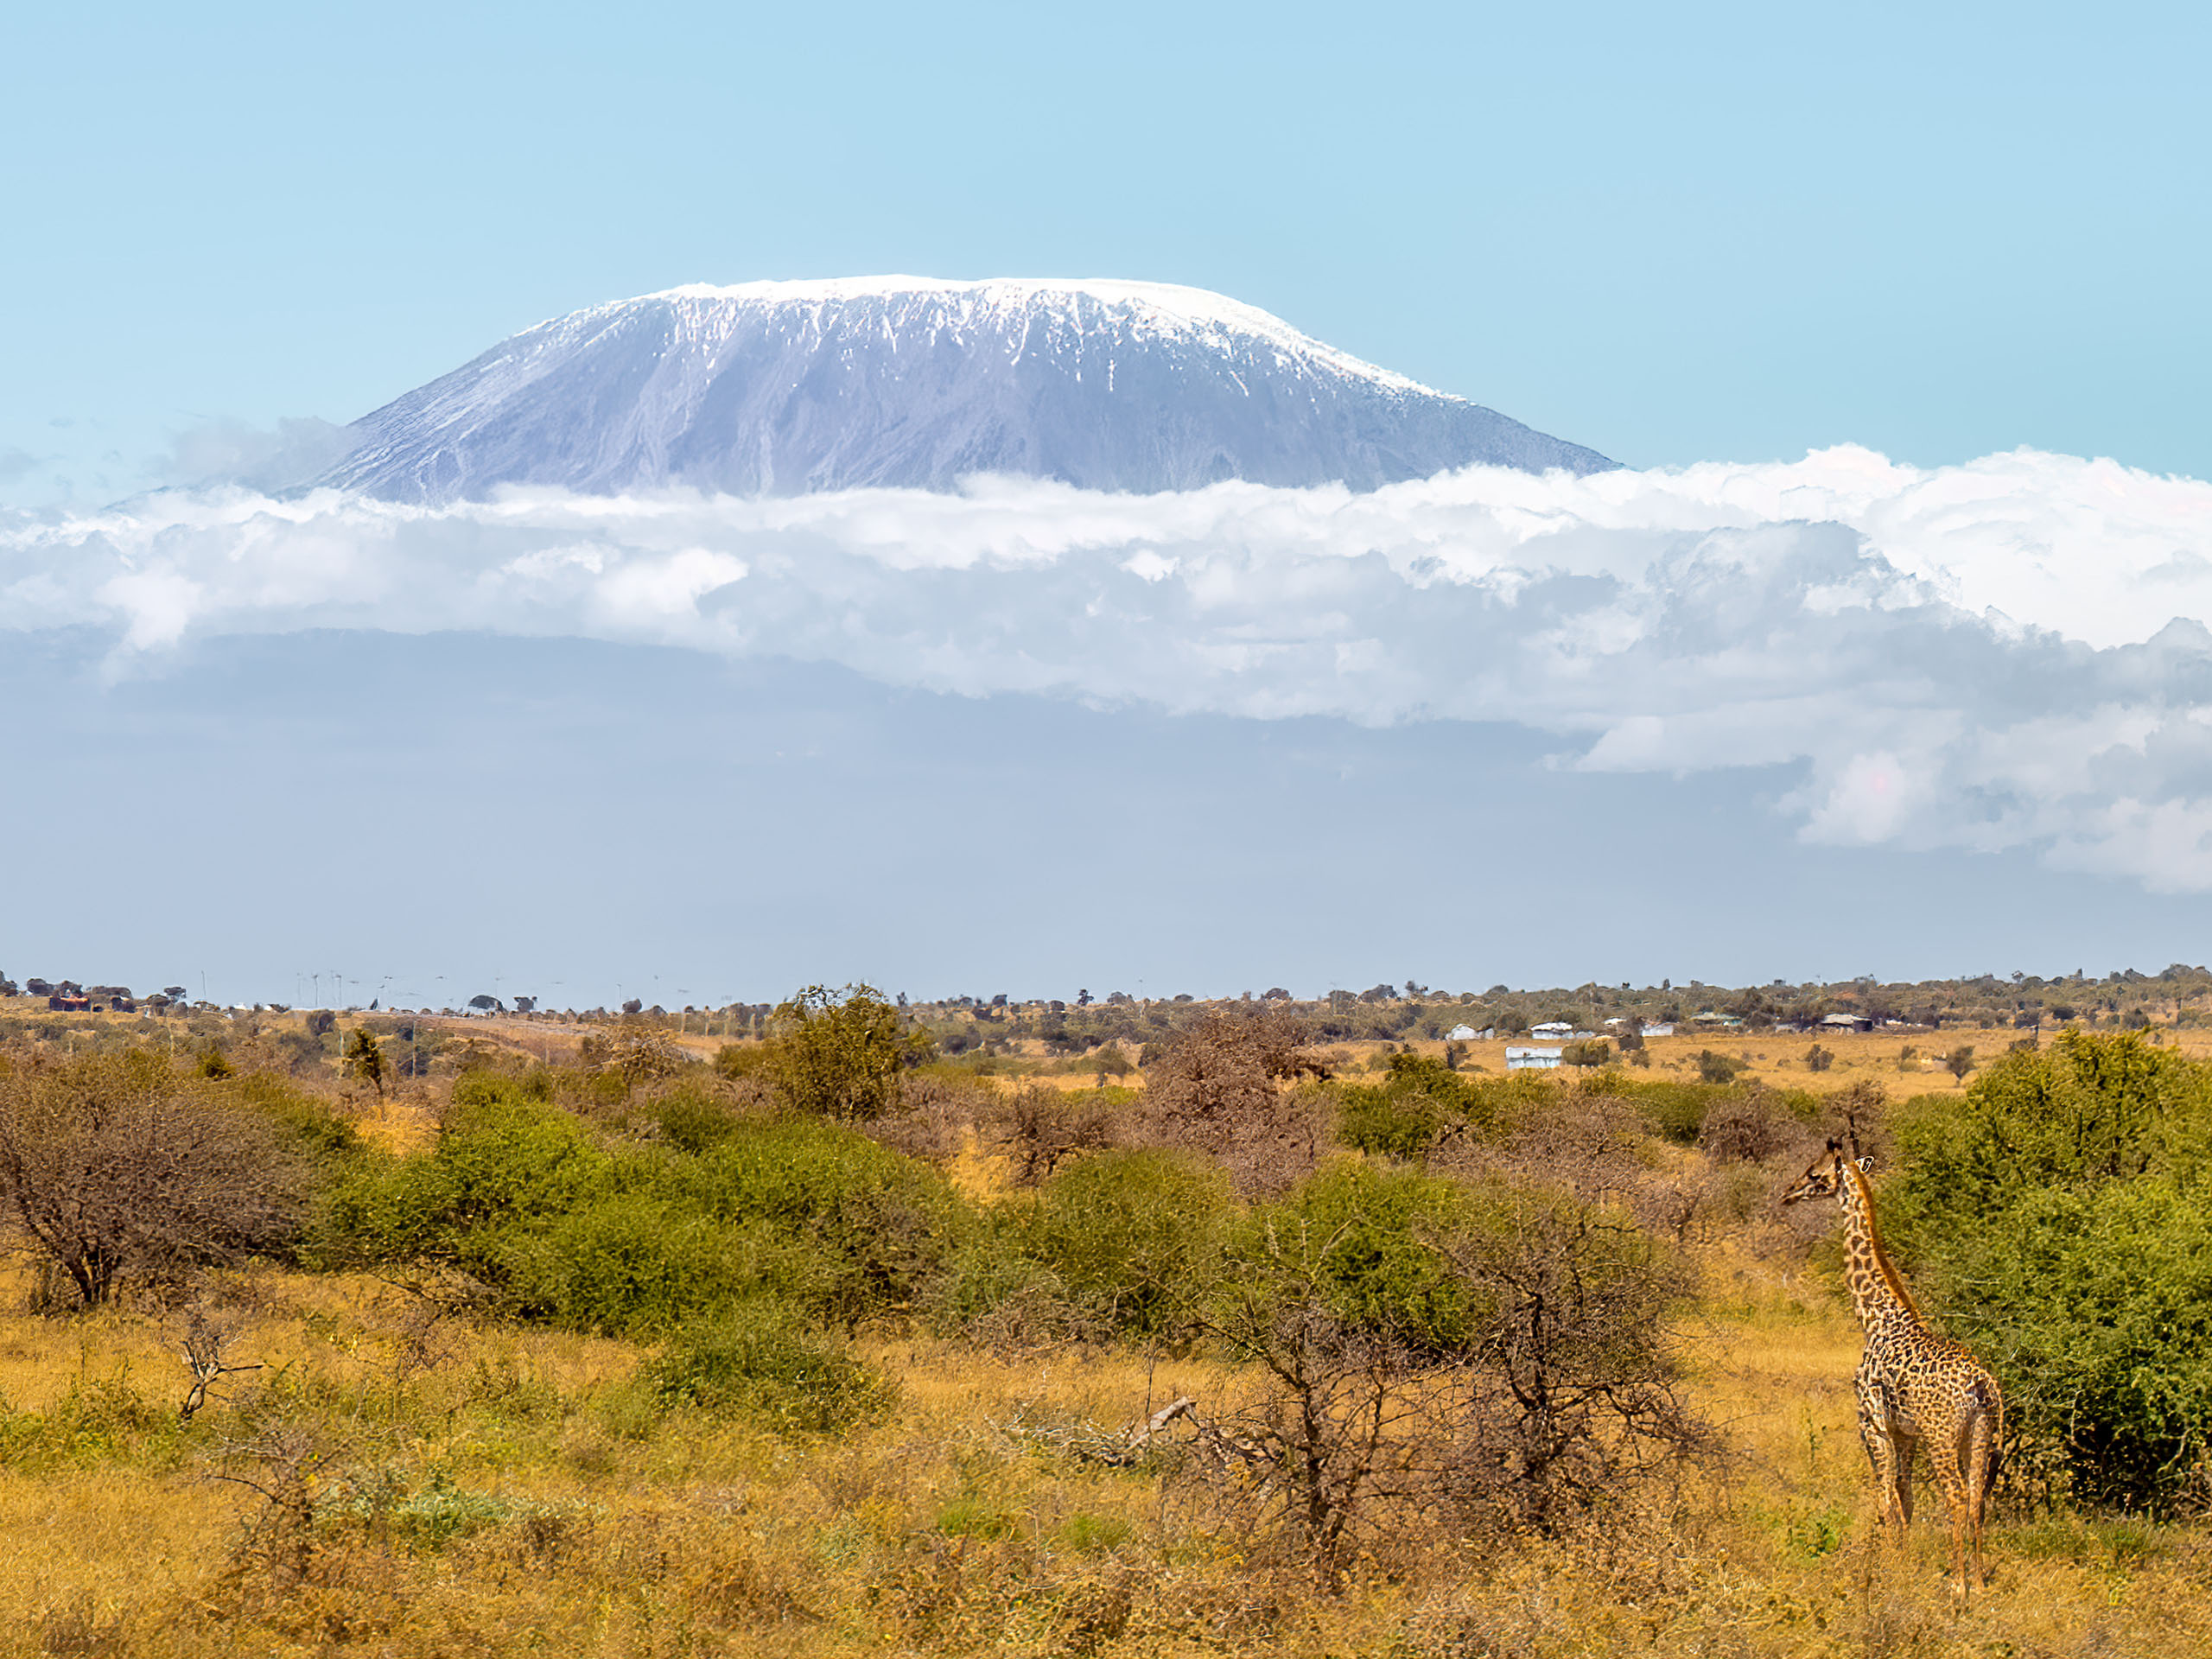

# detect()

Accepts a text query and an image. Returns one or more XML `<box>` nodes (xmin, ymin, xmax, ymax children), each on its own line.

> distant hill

<box><xmin>320</xmin><ymin>276</ymin><xmax>1615</xmax><ymax>501</ymax></box>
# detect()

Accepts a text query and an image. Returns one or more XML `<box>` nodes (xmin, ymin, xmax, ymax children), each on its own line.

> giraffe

<box><xmin>1782</xmin><ymin>1135</ymin><xmax>2003</xmax><ymax>1592</ymax></box>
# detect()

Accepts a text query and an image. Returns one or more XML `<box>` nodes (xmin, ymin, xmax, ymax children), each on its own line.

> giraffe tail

<box><xmin>1959</xmin><ymin>1376</ymin><xmax>2002</xmax><ymax>1589</ymax></box>
<box><xmin>1963</xmin><ymin>1376</ymin><xmax>2003</xmax><ymax>1510</ymax></box>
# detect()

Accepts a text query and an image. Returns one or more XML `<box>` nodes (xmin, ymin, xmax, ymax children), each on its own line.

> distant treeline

<box><xmin>10</xmin><ymin>964</ymin><xmax>2210</xmax><ymax>1053</ymax></box>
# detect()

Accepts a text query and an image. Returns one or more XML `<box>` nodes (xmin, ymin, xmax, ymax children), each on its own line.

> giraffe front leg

<box><xmin>1856</xmin><ymin>1392</ymin><xmax>1908</xmax><ymax>1540</ymax></box>
<box><xmin>1891</xmin><ymin>1431</ymin><xmax>1917</xmax><ymax>1527</ymax></box>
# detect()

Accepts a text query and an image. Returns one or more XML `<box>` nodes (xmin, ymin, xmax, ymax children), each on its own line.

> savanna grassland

<box><xmin>0</xmin><ymin>985</ymin><xmax>2205</xmax><ymax>1659</ymax></box>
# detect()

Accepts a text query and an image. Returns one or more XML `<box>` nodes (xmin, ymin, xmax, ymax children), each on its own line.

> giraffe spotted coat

<box><xmin>1783</xmin><ymin>1140</ymin><xmax>2003</xmax><ymax>1591</ymax></box>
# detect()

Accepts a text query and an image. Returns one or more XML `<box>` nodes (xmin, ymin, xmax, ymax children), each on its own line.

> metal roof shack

<box><xmin>1505</xmin><ymin>1046</ymin><xmax>1563</xmax><ymax>1070</ymax></box>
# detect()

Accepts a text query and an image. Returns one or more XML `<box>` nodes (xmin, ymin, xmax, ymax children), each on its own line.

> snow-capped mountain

<box><xmin>321</xmin><ymin>277</ymin><xmax>1614</xmax><ymax>501</ymax></box>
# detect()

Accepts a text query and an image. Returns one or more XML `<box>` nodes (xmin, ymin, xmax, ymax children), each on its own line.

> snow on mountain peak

<box><xmin>610</xmin><ymin>276</ymin><xmax>1432</xmax><ymax>394</ymax></box>
<box><xmin>321</xmin><ymin>277</ymin><xmax>1612</xmax><ymax>501</ymax></box>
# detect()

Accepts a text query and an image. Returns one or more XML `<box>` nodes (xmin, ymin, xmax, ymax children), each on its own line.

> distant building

<box><xmin>1530</xmin><ymin>1021</ymin><xmax>1575</xmax><ymax>1040</ymax></box>
<box><xmin>1821</xmin><ymin>1013</ymin><xmax>1875</xmax><ymax>1033</ymax></box>
<box><xmin>48</xmin><ymin>994</ymin><xmax>90</xmax><ymax>1012</ymax></box>
<box><xmin>1642</xmin><ymin>1023</ymin><xmax>1675</xmax><ymax>1038</ymax></box>
<box><xmin>1446</xmin><ymin>1023</ymin><xmax>1487</xmax><ymax>1041</ymax></box>
<box><xmin>1505</xmin><ymin>1046</ymin><xmax>1563</xmax><ymax>1070</ymax></box>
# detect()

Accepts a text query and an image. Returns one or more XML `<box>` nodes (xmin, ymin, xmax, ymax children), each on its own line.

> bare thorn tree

<box><xmin>1191</xmin><ymin>1177</ymin><xmax>1716</xmax><ymax>1587</ymax></box>
<box><xmin>1140</xmin><ymin>1007</ymin><xmax>1332</xmax><ymax>1196</ymax></box>
<box><xmin>177</xmin><ymin>1304</ymin><xmax>264</xmax><ymax>1422</ymax></box>
<box><xmin>207</xmin><ymin>1422</ymin><xmax>340</xmax><ymax>1597</ymax></box>
<box><xmin>0</xmin><ymin>1051</ymin><xmax>312</xmax><ymax>1306</ymax></box>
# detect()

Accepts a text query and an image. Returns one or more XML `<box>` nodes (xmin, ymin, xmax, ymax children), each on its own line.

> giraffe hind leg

<box><xmin>1925</xmin><ymin>1421</ymin><xmax>1974</xmax><ymax>1595</ymax></box>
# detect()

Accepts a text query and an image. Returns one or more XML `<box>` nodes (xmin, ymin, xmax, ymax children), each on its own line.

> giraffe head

<box><xmin>1781</xmin><ymin>1137</ymin><xmax>1869</xmax><ymax>1206</ymax></box>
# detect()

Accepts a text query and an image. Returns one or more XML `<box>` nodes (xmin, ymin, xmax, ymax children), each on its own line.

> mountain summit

<box><xmin>321</xmin><ymin>277</ymin><xmax>1614</xmax><ymax>501</ymax></box>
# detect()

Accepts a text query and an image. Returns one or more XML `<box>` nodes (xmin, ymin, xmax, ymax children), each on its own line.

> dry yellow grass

<box><xmin>0</xmin><ymin>1249</ymin><xmax>2196</xmax><ymax>1658</ymax></box>
<box><xmin>1</xmin><ymin>1007</ymin><xmax>2205</xmax><ymax>1655</ymax></box>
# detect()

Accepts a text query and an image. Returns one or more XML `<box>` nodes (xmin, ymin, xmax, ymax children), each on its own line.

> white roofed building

<box><xmin>1506</xmin><ymin>1046</ymin><xmax>1563</xmax><ymax>1070</ymax></box>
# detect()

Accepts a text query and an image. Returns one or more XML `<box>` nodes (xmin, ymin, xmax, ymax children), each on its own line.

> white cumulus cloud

<box><xmin>6</xmin><ymin>446</ymin><xmax>2212</xmax><ymax>887</ymax></box>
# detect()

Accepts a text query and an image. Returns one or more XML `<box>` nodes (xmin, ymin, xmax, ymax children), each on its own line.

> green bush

<box><xmin>1965</xmin><ymin>1179</ymin><xmax>2212</xmax><ymax>1510</ymax></box>
<box><xmin>1890</xmin><ymin>1030</ymin><xmax>2212</xmax><ymax>1513</ymax></box>
<box><xmin>1892</xmin><ymin>1030</ymin><xmax>2212</xmax><ymax>1220</ymax></box>
<box><xmin>323</xmin><ymin>1082</ymin><xmax>960</xmax><ymax>1337</ymax></box>
<box><xmin>652</xmin><ymin>1084</ymin><xmax>745</xmax><ymax>1154</ymax></box>
<box><xmin>926</xmin><ymin>1204</ymin><xmax>1072</xmax><ymax>1335</ymax></box>
<box><xmin>226</xmin><ymin>1071</ymin><xmax>364</xmax><ymax>1164</ymax></box>
<box><xmin>326</xmin><ymin>1469</ymin><xmax>521</xmax><ymax>1548</ymax></box>
<box><xmin>712</xmin><ymin>1043</ymin><xmax>770</xmax><ymax>1083</ymax></box>
<box><xmin>496</xmin><ymin>1192</ymin><xmax>753</xmax><ymax>1335</ymax></box>
<box><xmin>1620</xmin><ymin>1078</ymin><xmax>1711</xmax><ymax>1142</ymax></box>
<box><xmin>1696</xmin><ymin>1050</ymin><xmax>1745</xmax><ymax>1087</ymax></box>
<box><xmin>437</xmin><ymin>1077</ymin><xmax>608</xmax><ymax>1227</ymax></box>
<box><xmin>1031</xmin><ymin>1149</ymin><xmax>1230</xmax><ymax>1337</ymax></box>
<box><xmin>668</xmin><ymin>1116</ymin><xmax>960</xmax><ymax>1329</ymax></box>
<box><xmin>1334</xmin><ymin>1052</ymin><xmax>1520</xmax><ymax>1160</ymax></box>
<box><xmin>760</xmin><ymin>983</ymin><xmax>933</xmax><ymax>1120</ymax></box>
<box><xmin>641</xmin><ymin>1301</ymin><xmax>892</xmax><ymax>1434</ymax></box>
<box><xmin>1236</xmin><ymin>1161</ymin><xmax>1475</xmax><ymax>1352</ymax></box>
<box><xmin>320</xmin><ymin>1079</ymin><xmax>610</xmax><ymax>1278</ymax></box>
<box><xmin>1336</xmin><ymin>1085</ymin><xmax>1452</xmax><ymax>1160</ymax></box>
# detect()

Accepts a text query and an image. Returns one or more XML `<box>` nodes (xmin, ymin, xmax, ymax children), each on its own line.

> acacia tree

<box><xmin>1200</xmin><ymin>1165</ymin><xmax>1711</xmax><ymax>1586</ymax></box>
<box><xmin>1432</xmin><ymin>1183</ymin><xmax>1712</xmax><ymax>1532</ymax></box>
<box><xmin>578</xmin><ymin>1017</ymin><xmax>684</xmax><ymax>1096</ymax></box>
<box><xmin>765</xmin><ymin>983</ymin><xmax>933</xmax><ymax>1120</ymax></box>
<box><xmin>0</xmin><ymin>1051</ymin><xmax>310</xmax><ymax>1306</ymax></box>
<box><xmin>344</xmin><ymin>1027</ymin><xmax>385</xmax><ymax>1098</ymax></box>
<box><xmin>1140</xmin><ymin>1006</ymin><xmax>1329</xmax><ymax>1195</ymax></box>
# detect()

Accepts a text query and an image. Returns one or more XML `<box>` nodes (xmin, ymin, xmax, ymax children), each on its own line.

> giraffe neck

<box><xmin>1838</xmin><ymin>1161</ymin><xmax>1921</xmax><ymax>1333</ymax></box>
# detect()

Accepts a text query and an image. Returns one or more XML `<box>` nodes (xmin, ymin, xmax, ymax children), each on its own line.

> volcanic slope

<box><xmin>321</xmin><ymin>277</ymin><xmax>1615</xmax><ymax>501</ymax></box>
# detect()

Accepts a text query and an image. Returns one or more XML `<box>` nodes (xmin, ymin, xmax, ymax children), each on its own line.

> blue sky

<box><xmin>6</xmin><ymin>2</ymin><xmax>2212</xmax><ymax>1005</ymax></box>
<box><xmin>5</xmin><ymin>0</ymin><xmax>2208</xmax><ymax>504</ymax></box>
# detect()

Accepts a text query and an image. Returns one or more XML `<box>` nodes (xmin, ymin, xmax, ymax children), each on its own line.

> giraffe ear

<box><xmin>1853</xmin><ymin>1156</ymin><xmax>1874</xmax><ymax>1173</ymax></box>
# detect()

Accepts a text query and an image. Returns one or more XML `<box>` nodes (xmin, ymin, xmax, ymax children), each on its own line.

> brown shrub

<box><xmin>0</xmin><ymin>1050</ymin><xmax>314</xmax><ymax>1306</ymax></box>
<box><xmin>1696</xmin><ymin>1089</ymin><xmax>1786</xmax><ymax>1164</ymax></box>
<box><xmin>863</xmin><ymin>1072</ymin><xmax>989</xmax><ymax>1162</ymax></box>
<box><xmin>577</xmin><ymin>1018</ymin><xmax>684</xmax><ymax>1094</ymax></box>
<box><xmin>1135</xmin><ymin>1007</ymin><xmax>1329</xmax><ymax>1197</ymax></box>
<box><xmin>990</xmin><ymin>1083</ymin><xmax>1116</xmax><ymax>1185</ymax></box>
<box><xmin>1450</xmin><ymin>1086</ymin><xmax>1649</xmax><ymax>1203</ymax></box>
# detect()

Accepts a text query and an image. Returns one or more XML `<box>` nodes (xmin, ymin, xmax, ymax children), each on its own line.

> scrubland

<box><xmin>0</xmin><ymin>997</ymin><xmax>2204</xmax><ymax>1658</ymax></box>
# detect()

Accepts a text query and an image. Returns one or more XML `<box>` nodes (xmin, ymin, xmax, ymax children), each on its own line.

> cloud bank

<box><xmin>7</xmin><ymin>447</ymin><xmax>2212</xmax><ymax>888</ymax></box>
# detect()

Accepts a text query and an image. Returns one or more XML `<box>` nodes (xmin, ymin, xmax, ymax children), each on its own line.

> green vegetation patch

<box><xmin>1890</xmin><ymin>1030</ymin><xmax>2212</xmax><ymax>1513</ymax></box>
